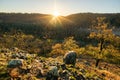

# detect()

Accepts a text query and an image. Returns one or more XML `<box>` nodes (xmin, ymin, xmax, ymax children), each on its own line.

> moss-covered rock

<box><xmin>7</xmin><ymin>59</ymin><xmax>23</xmax><ymax>68</ymax></box>
<box><xmin>63</xmin><ymin>51</ymin><xmax>77</xmax><ymax>66</ymax></box>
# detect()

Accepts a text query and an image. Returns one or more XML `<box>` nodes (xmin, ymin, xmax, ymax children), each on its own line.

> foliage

<box><xmin>50</xmin><ymin>43</ymin><xmax>64</xmax><ymax>56</ymax></box>
<box><xmin>0</xmin><ymin>13</ymin><xmax>119</xmax><ymax>65</ymax></box>
<box><xmin>89</xmin><ymin>17</ymin><xmax>115</xmax><ymax>59</ymax></box>
<box><xmin>0</xmin><ymin>32</ymin><xmax>42</xmax><ymax>54</ymax></box>
<box><xmin>50</xmin><ymin>37</ymin><xmax>80</xmax><ymax>56</ymax></box>
<box><xmin>85</xmin><ymin>44</ymin><xmax>120</xmax><ymax>64</ymax></box>
<box><xmin>0</xmin><ymin>13</ymin><xmax>120</xmax><ymax>80</ymax></box>
<box><xmin>39</xmin><ymin>39</ymin><xmax>55</xmax><ymax>55</ymax></box>
<box><xmin>63</xmin><ymin>37</ymin><xmax>79</xmax><ymax>51</ymax></box>
<box><xmin>85</xmin><ymin>45</ymin><xmax>99</xmax><ymax>57</ymax></box>
<box><xmin>0</xmin><ymin>13</ymin><xmax>120</xmax><ymax>41</ymax></box>
<box><xmin>90</xmin><ymin>17</ymin><xmax>115</xmax><ymax>41</ymax></box>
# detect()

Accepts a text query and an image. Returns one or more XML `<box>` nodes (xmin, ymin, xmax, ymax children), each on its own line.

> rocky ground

<box><xmin>0</xmin><ymin>48</ymin><xmax>120</xmax><ymax>80</ymax></box>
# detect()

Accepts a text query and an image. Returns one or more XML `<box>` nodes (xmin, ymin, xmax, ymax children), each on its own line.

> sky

<box><xmin>0</xmin><ymin>0</ymin><xmax>120</xmax><ymax>16</ymax></box>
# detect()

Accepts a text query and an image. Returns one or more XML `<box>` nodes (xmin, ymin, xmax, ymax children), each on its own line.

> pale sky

<box><xmin>0</xmin><ymin>0</ymin><xmax>120</xmax><ymax>15</ymax></box>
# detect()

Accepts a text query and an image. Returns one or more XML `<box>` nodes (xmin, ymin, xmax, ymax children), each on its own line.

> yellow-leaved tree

<box><xmin>89</xmin><ymin>17</ymin><xmax>115</xmax><ymax>67</ymax></box>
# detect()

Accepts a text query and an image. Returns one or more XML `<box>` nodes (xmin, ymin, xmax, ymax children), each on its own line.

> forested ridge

<box><xmin>0</xmin><ymin>13</ymin><xmax>120</xmax><ymax>40</ymax></box>
<box><xmin>0</xmin><ymin>13</ymin><xmax>120</xmax><ymax>52</ymax></box>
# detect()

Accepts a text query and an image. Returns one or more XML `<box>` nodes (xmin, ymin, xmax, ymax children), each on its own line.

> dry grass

<box><xmin>98</xmin><ymin>70</ymin><xmax>120</xmax><ymax>80</ymax></box>
<box><xmin>76</xmin><ymin>54</ymin><xmax>120</xmax><ymax>80</ymax></box>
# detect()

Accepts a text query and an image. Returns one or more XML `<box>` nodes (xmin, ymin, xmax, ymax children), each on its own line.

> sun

<box><xmin>53</xmin><ymin>11</ymin><xmax>60</xmax><ymax>17</ymax></box>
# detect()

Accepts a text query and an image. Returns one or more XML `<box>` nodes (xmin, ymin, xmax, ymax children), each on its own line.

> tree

<box><xmin>63</xmin><ymin>37</ymin><xmax>79</xmax><ymax>51</ymax></box>
<box><xmin>89</xmin><ymin>17</ymin><xmax>115</xmax><ymax>67</ymax></box>
<box><xmin>50</xmin><ymin>37</ymin><xmax>79</xmax><ymax>56</ymax></box>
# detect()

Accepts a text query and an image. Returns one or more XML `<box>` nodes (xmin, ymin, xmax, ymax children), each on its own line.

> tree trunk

<box><xmin>95</xmin><ymin>59</ymin><xmax>100</xmax><ymax>67</ymax></box>
<box><xmin>95</xmin><ymin>38</ymin><xmax>104</xmax><ymax>67</ymax></box>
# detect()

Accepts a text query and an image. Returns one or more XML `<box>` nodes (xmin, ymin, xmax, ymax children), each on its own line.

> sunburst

<box><xmin>53</xmin><ymin>11</ymin><xmax>60</xmax><ymax>17</ymax></box>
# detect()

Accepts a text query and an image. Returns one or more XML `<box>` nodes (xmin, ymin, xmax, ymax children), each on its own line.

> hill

<box><xmin>0</xmin><ymin>13</ymin><xmax>120</xmax><ymax>40</ymax></box>
<box><xmin>0</xmin><ymin>13</ymin><xmax>120</xmax><ymax>27</ymax></box>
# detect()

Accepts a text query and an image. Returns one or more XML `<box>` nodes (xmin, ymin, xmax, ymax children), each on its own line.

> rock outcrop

<box><xmin>63</xmin><ymin>51</ymin><xmax>77</xmax><ymax>66</ymax></box>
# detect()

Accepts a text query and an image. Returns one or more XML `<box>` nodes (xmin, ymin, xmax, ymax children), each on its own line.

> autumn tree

<box><xmin>89</xmin><ymin>17</ymin><xmax>115</xmax><ymax>67</ymax></box>
<box><xmin>63</xmin><ymin>37</ymin><xmax>79</xmax><ymax>51</ymax></box>
<box><xmin>50</xmin><ymin>37</ymin><xmax>79</xmax><ymax>56</ymax></box>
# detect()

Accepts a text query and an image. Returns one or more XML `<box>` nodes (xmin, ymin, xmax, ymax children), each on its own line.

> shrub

<box><xmin>50</xmin><ymin>37</ymin><xmax>80</xmax><ymax>56</ymax></box>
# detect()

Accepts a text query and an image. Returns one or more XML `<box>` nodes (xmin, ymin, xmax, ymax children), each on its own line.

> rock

<box><xmin>8</xmin><ymin>67</ymin><xmax>21</xmax><ymax>79</ymax></box>
<box><xmin>59</xmin><ymin>70</ymin><xmax>70</xmax><ymax>80</ymax></box>
<box><xmin>30</xmin><ymin>65</ymin><xmax>42</xmax><ymax>77</ymax></box>
<box><xmin>63</xmin><ymin>51</ymin><xmax>77</xmax><ymax>66</ymax></box>
<box><xmin>41</xmin><ymin>69</ymin><xmax>48</xmax><ymax>77</ymax></box>
<box><xmin>84</xmin><ymin>61</ymin><xmax>91</xmax><ymax>66</ymax></box>
<box><xmin>29</xmin><ymin>60</ymin><xmax>43</xmax><ymax>77</ymax></box>
<box><xmin>19</xmin><ymin>68</ymin><xmax>30</xmax><ymax>74</ymax></box>
<box><xmin>11</xmin><ymin>47</ymin><xmax>19</xmax><ymax>51</ymax></box>
<box><xmin>69</xmin><ymin>76</ymin><xmax>76</xmax><ymax>80</ymax></box>
<box><xmin>11</xmin><ymin>54</ymin><xmax>17</xmax><ymax>58</ymax></box>
<box><xmin>62</xmin><ymin>70</ymin><xmax>68</xmax><ymax>76</ymax></box>
<box><xmin>101</xmin><ymin>73</ymin><xmax>106</xmax><ymax>77</ymax></box>
<box><xmin>7</xmin><ymin>59</ymin><xmax>23</xmax><ymax>68</ymax></box>
<box><xmin>18</xmin><ymin>52</ymin><xmax>27</xmax><ymax>59</ymax></box>
<box><xmin>80</xmin><ymin>69</ymin><xmax>86</xmax><ymax>74</ymax></box>
<box><xmin>75</xmin><ymin>74</ymin><xmax>85</xmax><ymax>80</ymax></box>
<box><xmin>0</xmin><ymin>48</ymin><xmax>10</xmax><ymax>53</ymax></box>
<box><xmin>61</xmin><ymin>64</ymin><xmax>66</xmax><ymax>70</ymax></box>
<box><xmin>11</xmin><ymin>53</ymin><xmax>27</xmax><ymax>59</ymax></box>
<box><xmin>46</xmin><ymin>66</ymin><xmax>59</xmax><ymax>80</ymax></box>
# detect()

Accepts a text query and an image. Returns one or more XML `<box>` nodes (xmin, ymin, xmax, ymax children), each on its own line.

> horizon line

<box><xmin>0</xmin><ymin>11</ymin><xmax>120</xmax><ymax>16</ymax></box>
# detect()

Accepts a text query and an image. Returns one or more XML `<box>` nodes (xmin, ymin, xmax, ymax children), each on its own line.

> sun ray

<box><xmin>40</xmin><ymin>0</ymin><xmax>76</xmax><ymax>28</ymax></box>
<box><xmin>53</xmin><ymin>11</ymin><xmax>60</xmax><ymax>17</ymax></box>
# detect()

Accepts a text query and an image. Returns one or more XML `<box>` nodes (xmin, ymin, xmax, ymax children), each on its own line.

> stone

<box><xmin>11</xmin><ymin>54</ymin><xmax>17</xmax><ymax>58</ymax></box>
<box><xmin>19</xmin><ymin>53</ymin><xmax>27</xmax><ymax>59</ymax></box>
<box><xmin>62</xmin><ymin>70</ymin><xmax>68</xmax><ymax>76</ymax></box>
<box><xmin>11</xmin><ymin>53</ymin><xmax>27</xmax><ymax>59</ymax></box>
<box><xmin>75</xmin><ymin>74</ymin><xmax>85</xmax><ymax>80</ymax></box>
<box><xmin>41</xmin><ymin>69</ymin><xmax>48</xmax><ymax>77</ymax></box>
<box><xmin>63</xmin><ymin>51</ymin><xmax>77</xmax><ymax>66</ymax></box>
<box><xmin>61</xmin><ymin>64</ymin><xmax>66</xmax><ymax>70</ymax></box>
<box><xmin>84</xmin><ymin>61</ymin><xmax>91</xmax><ymax>66</ymax></box>
<box><xmin>29</xmin><ymin>60</ymin><xmax>43</xmax><ymax>77</ymax></box>
<box><xmin>11</xmin><ymin>47</ymin><xmax>19</xmax><ymax>52</ymax></box>
<box><xmin>30</xmin><ymin>67</ymin><xmax>42</xmax><ymax>77</ymax></box>
<box><xmin>101</xmin><ymin>73</ymin><xmax>106</xmax><ymax>77</ymax></box>
<box><xmin>8</xmin><ymin>68</ymin><xmax>20</xmax><ymax>79</ymax></box>
<box><xmin>69</xmin><ymin>76</ymin><xmax>76</xmax><ymax>80</ymax></box>
<box><xmin>46</xmin><ymin>66</ymin><xmax>59</xmax><ymax>80</ymax></box>
<box><xmin>80</xmin><ymin>69</ymin><xmax>86</xmax><ymax>74</ymax></box>
<box><xmin>7</xmin><ymin>59</ymin><xmax>23</xmax><ymax>68</ymax></box>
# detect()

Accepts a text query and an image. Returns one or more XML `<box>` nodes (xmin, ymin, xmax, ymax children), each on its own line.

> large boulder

<box><xmin>63</xmin><ymin>51</ymin><xmax>77</xmax><ymax>66</ymax></box>
<box><xmin>7</xmin><ymin>59</ymin><xmax>23</xmax><ymax>68</ymax></box>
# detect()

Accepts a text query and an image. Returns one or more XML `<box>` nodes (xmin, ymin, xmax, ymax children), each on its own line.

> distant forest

<box><xmin>0</xmin><ymin>13</ymin><xmax>120</xmax><ymax>42</ymax></box>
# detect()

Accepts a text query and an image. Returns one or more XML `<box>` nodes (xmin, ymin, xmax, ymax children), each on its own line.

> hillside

<box><xmin>0</xmin><ymin>48</ymin><xmax>120</xmax><ymax>80</ymax></box>
<box><xmin>67</xmin><ymin>13</ymin><xmax>120</xmax><ymax>28</ymax></box>
<box><xmin>0</xmin><ymin>13</ymin><xmax>120</xmax><ymax>40</ymax></box>
<box><xmin>0</xmin><ymin>13</ymin><xmax>120</xmax><ymax>80</ymax></box>
<box><xmin>0</xmin><ymin>13</ymin><xmax>120</xmax><ymax>28</ymax></box>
